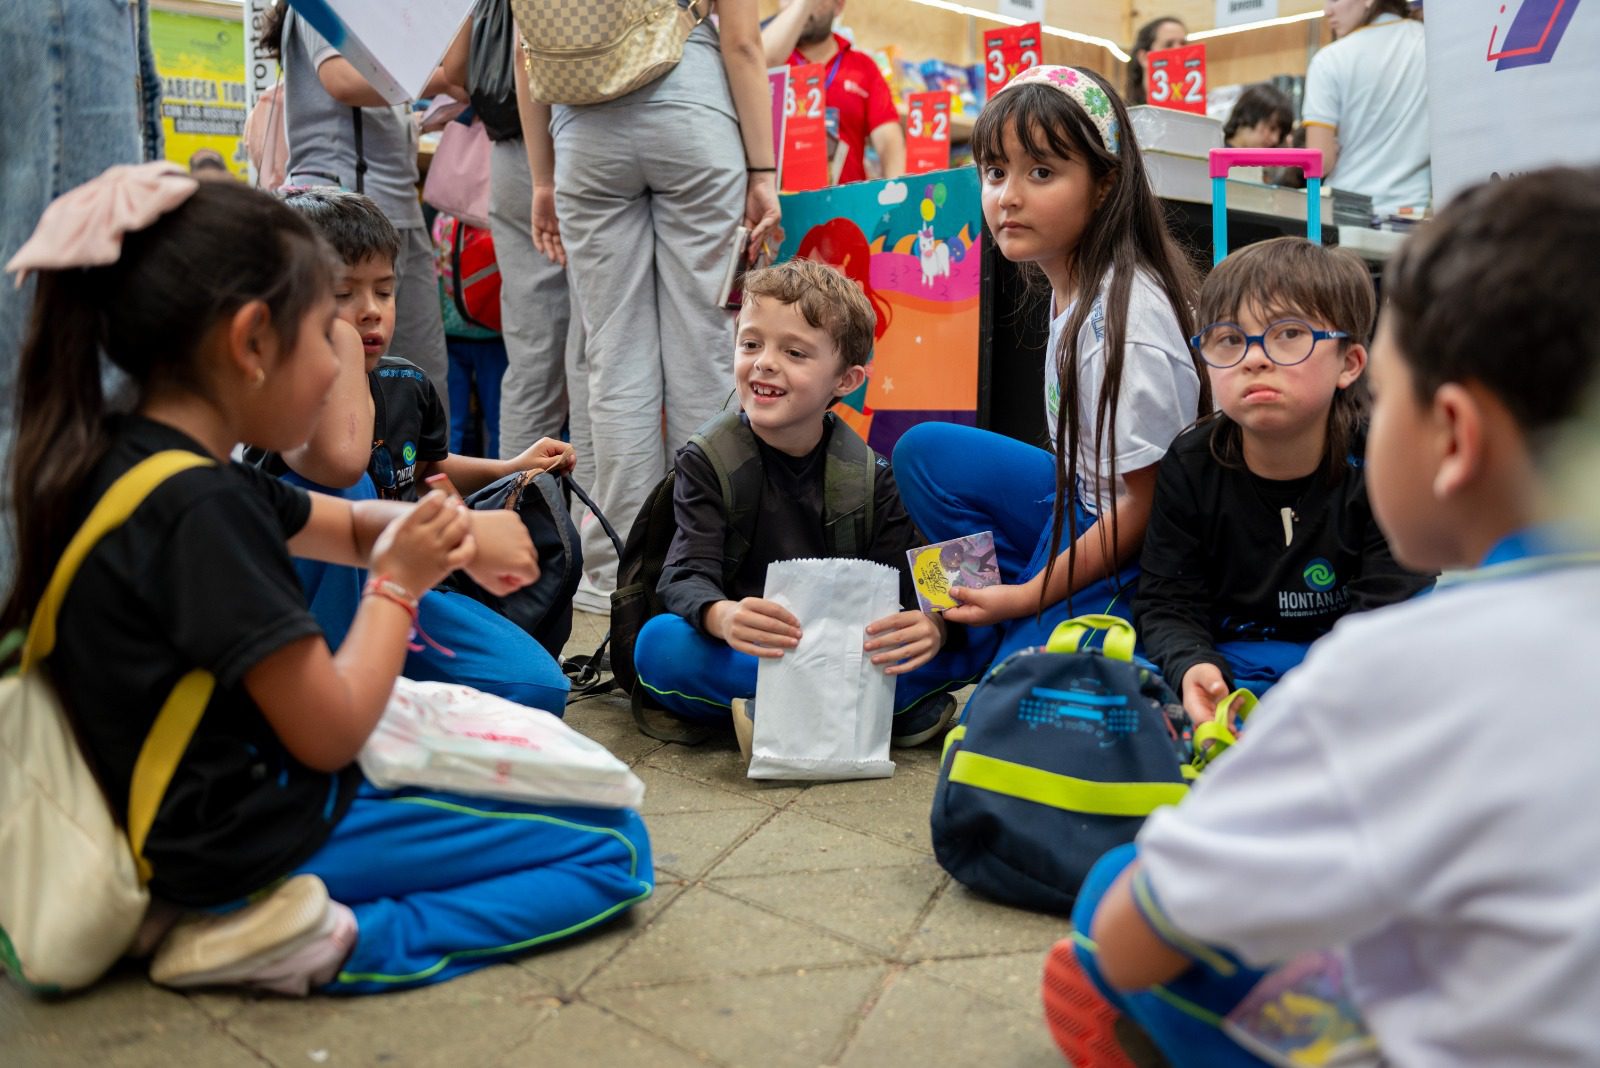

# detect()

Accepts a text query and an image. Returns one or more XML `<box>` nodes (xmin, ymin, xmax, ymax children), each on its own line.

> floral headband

<box><xmin>5</xmin><ymin>162</ymin><xmax>199</xmax><ymax>287</ymax></box>
<box><xmin>993</xmin><ymin>65</ymin><xmax>1121</xmax><ymax>156</ymax></box>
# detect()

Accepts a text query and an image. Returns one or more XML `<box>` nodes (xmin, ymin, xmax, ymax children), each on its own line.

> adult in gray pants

<box><xmin>516</xmin><ymin>0</ymin><xmax>782</xmax><ymax>596</ymax></box>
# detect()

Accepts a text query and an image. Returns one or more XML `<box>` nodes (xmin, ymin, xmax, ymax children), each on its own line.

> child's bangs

<box><xmin>971</xmin><ymin>84</ymin><xmax>1103</xmax><ymax>167</ymax></box>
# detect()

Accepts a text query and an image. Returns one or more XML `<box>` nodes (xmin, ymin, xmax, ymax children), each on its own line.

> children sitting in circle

<box><xmin>1134</xmin><ymin>237</ymin><xmax>1432</xmax><ymax>722</ymax></box>
<box><xmin>632</xmin><ymin>258</ymin><xmax>985</xmax><ymax>745</ymax></box>
<box><xmin>2</xmin><ymin>166</ymin><xmax>651</xmax><ymax>996</ymax></box>
<box><xmin>894</xmin><ymin>65</ymin><xmax>1204</xmax><ymax>667</ymax></box>
<box><xmin>1051</xmin><ymin>166</ymin><xmax>1600</xmax><ymax>1068</ymax></box>
<box><xmin>264</xmin><ymin>188</ymin><xmax>573</xmax><ymax>713</ymax></box>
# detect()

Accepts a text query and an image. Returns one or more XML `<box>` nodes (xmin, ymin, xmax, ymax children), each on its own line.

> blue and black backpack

<box><xmin>931</xmin><ymin>616</ymin><xmax>1196</xmax><ymax>914</ymax></box>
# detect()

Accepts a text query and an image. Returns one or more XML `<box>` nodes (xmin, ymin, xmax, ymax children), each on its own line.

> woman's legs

<box><xmin>639</xmin><ymin>103</ymin><xmax>746</xmax><ymax>459</ymax></box>
<box><xmin>297</xmin><ymin>780</ymin><xmax>652</xmax><ymax>995</ymax></box>
<box><xmin>554</xmin><ymin>115</ymin><xmax>659</xmax><ymax>588</ymax></box>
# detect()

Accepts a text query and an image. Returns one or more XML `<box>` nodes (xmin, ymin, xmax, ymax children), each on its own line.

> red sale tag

<box><xmin>1145</xmin><ymin>43</ymin><xmax>1207</xmax><ymax>115</ymax></box>
<box><xmin>782</xmin><ymin>62</ymin><xmax>829</xmax><ymax>192</ymax></box>
<box><xmin>982</xmin><ymin>22</ymin><xmax>1042</xmax><ymax>103</ymax></box>
<box><xmin>905</xmin><ymin>91</ymin><xmax>952</xmax><ymax>174</ymax></box>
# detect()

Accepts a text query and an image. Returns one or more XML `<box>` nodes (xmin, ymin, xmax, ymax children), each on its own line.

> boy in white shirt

<box><xmin>1042</xmin><ymin>165</ymin><xmax>1600</xmax><ymax>1067</ymax></box>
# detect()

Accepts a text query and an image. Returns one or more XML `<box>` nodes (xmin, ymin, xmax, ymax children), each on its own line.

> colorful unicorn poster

<box><xmin>775</xmin><ymin>167</ymin><xmax>981</xmax><ymax>457</ymax></box>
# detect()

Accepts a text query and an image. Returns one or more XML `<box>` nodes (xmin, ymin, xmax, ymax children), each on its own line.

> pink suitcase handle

<box><xmin>1208</xmin><ymin>147</ymin><xmax>1324</xmax><ymax>180</ymax></box>
<box><xmin>1208</xmin><ymin>148</ymin><xmax>1324</xmax><ymax>265</ymax></box>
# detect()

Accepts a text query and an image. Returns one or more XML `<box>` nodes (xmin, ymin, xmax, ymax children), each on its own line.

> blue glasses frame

<box><xmin>1189</xmin><ymin>318</ymin><xmax>1351</xmax><ymax>369</ymax></box>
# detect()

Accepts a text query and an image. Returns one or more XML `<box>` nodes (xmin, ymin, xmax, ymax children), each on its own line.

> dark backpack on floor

<box><xmin>452</xmin><ymin>469</ymin><xmax>583</xmax><ymax>657</ymax></box>
<box><xmin>609</xmin><ymin>409</ymin><xmax>877</xmax><ymax>744</ymax></box>
<box><xmin>931</xmin><ymin>615</ymin><xmax>1196</xmax><ymax>914</ymax></box>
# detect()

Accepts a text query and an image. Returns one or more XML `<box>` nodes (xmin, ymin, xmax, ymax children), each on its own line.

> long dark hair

<box><xmin>2</xmin><ymin>180</ymin><xmax>334</xmax><ymax>634</ymax></box>
<box><xmin>972</xmin><ymin>71</ymin><xmax>1206</xmax><ymax>611</ymax></box>
<box><xmin>1127</xmin><ymin>17</ymin><xmax>1186</xmax><ymax>105</ymax></box>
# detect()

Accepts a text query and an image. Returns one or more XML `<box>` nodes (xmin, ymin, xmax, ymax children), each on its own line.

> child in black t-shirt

<box><xmin>3</xmin><ymin>169</ymin><xmax>649</xmax><ymax>996</ymax></box>
<box><xmin>635</xmin><ymin>260</ymin><xmax>985</xmax><ymax>746</ymax></box>
<box><xmin>1134</xmin><ymin>238</ymin><xmax>1432</xmax><ymax>724</ymax></box>
<box><xmin>281</xmin><ymin>189</ymin><xmax>573</xmax><ymax>500</ymax></box>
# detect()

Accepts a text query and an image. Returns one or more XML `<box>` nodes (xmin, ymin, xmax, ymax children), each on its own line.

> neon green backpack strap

<box><xmin>1191</xmin><ymin>688</ymin><xmax>1258</xmax><ymax>772</ymax></box>
<box><xmin>947</xmin><ymin>748</ymin><xmax>1188</xmax><ymax>817</ymax></box>
<box><xmin>687</xmin><ymin>411</ymin><xmax>764</xmax><ymax>586</ymax></box>
<box><xmin>20</xmin><ymin>449</ymin><xmax>218</xmax><ymax>882</ymax></box>
<box><xmin>821</xmin><ymin>412</ymin><xmax>875</xmax><ymax>558</ymax></box>
<box><xmin>1046</xmin><ymin>615</ymin><xmax>1137</xmax><ymax>662</ymax></box>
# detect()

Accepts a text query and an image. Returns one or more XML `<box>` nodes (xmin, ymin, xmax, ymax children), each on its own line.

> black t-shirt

<box><xmin>51</xmin><ymin>416</ymin><xmax>359</xmax><ymax>907</ymax></box>
<box><xmin>369</xmin><ymin>355</ymin><xmax>448</xmax><ymax>500</ymax></box>
<box><xmin>657</xmin><ymin>415</ymin><xmax>925</xmax><ymax>632</ymax></box>
<box><xmin>1134</xmin><ymin>421</ymin><xmax>1434</xmax><ymax>692</ymax></box>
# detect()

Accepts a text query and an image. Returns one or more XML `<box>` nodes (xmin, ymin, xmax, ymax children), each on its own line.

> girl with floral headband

<box><xmin>894</xmin><ymin>66</ymin><xmax>1206</xmax><ymax>669</ymax></box>
<box><xmin>2</xmin><ymin>165</ymin><xmax>652</xmax><ymax>996</ymax></box>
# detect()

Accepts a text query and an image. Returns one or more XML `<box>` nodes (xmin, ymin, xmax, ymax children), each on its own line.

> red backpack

<box><xmin>432</xmin><ymin>213</ymin><xmax>502</xmax><ymax>333</ymax></box>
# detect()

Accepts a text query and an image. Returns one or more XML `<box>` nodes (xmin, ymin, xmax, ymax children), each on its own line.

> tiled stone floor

<box><xmin>2</xmin><ymin>611</ymin><xmax>1126</xmax><ymax>1068</ymax></box>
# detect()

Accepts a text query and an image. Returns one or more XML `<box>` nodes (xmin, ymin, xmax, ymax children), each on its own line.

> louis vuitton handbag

<box><xmin>511</xmin><ymin>0</ymin><xmax>711</xmax><ymax>106</ymax></box>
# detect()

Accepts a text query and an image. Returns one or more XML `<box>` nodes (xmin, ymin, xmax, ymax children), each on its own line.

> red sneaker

<box><xmin>1042</xmin><ymin>937</ymin><xmax>1141</xmax><ymax>1068</ymax></box>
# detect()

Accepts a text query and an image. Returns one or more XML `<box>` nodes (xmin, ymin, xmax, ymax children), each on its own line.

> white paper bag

<box><xmin>359</xmin><ymin>680</ymin><xmax>645</xmax><ymax>809</ymax></box>
<box><xmin>749</xmin><ymin>559</ymin><xmax>901</xmax><ymax>781</ymax></box>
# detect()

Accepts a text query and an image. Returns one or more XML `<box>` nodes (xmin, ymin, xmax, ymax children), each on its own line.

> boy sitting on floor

<box><xmin>632</xmin><ymin>259</ymin><xmax>984</xmax><ymax>745</ymax></box>
<box><xmin>281</xmin><ymin>188</ymin><xmax>572</xmax><ymax>500</ymax></box>
<box><xmin>1045</xmin><ymin>167</ymin><xmax>1600</xmax><ymax>1066</ymax></box>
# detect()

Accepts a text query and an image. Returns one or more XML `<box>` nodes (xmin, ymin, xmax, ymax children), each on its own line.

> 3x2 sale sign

<box><xmin>982</xmin><ymin>23</ymin><xmax>1041</xmax><ymax>102</ymax></box>
<box><xmin>905</xmin><ymin>91</ymin><xmax>952</xmax><ymax>174</ymax></box>
<box><xmin>1145</xmin><ymin>43</ymin><xmax>1208</xmax><ymax>115</ymax></box>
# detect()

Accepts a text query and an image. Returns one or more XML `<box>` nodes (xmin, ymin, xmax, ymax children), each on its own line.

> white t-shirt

<box><xmin>1136</xmin><ymin>557</ymin><xmax>1600</xmax><ymax>1066</ymax></box>
<box><xmin>1302</xmin><ymin>15</ymin><xmax>1431</xmax><ymax>215</ymax></box>
<box><xmin>1044</xmin><ymin>268</ymin><xmax>1199</xmax><ymax>516</ymax></box>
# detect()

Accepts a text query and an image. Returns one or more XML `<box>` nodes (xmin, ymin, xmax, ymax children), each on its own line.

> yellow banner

<box><xmin>150</xmin><ymin>9</ymin><xmax>249</xmax><ymax>179</ymax></box>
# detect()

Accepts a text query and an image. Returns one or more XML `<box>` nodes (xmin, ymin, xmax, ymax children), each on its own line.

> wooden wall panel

<box><xmin>1205</xmin><ymin>19</ymin><xmax>1332</xmax><ymax>85</ymax></box>
<box><xmin>1132</xmin><ymin>0</ymin><xmax>1320</xmax><ymax>33</ymax></box>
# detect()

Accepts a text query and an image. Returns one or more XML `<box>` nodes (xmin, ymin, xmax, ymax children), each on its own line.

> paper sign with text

<box><xmin>905</xmin><ymin>91</ymin><xmax>952</xmax><ymax>174</ymax></box>
<box><xmin>782</xmin><ymin>62</ymin><xmax>829</xmax><ymax>192</ymax></box>
<box><xmin>1146</xmin><ymin>43</ymin><xmax>1207</xmax><ymax>115</ymax></box>
<box><xmin>285</xmin><ymin>0</ymin><xmax>472</xmax><ymax>104</ymax></box>
<box><xmin>982</xmin><ymin>23</ymin><xmax>1042</xmax><ymax>103</ymax></box>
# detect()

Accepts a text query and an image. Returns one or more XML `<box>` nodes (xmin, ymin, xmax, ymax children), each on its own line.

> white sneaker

<box><xmin>149</xmin><ymin>874</ymin><xmax>353</xmax><ymax>995</ymax></box>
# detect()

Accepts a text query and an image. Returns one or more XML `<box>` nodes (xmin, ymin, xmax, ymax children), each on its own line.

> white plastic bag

<box><xmin>359</xmin><ymin>680</ymin><xmax>645</xmax><ymax>809</ymax></box>
<box><xmin>749</xmin><ymin>558</ymin><xmax>900</xmax><ymax>781</ymax></box>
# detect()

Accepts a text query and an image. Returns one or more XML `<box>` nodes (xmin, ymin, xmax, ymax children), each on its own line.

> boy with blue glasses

<box><xmin>1134</xmin><ymin>237</ymin><xmax>1430</xmax><ymax>727</ymax></box>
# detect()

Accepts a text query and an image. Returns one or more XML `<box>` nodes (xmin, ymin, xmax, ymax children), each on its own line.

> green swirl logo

<box><xmin>402</xmin><ymin>442</ymin><xmax>417</xmax><ymax>466</ymax></box>
<box><xmin>1303</xmin><ymin>559</ymin><xmax>1336</xmax><ymax>592</ymax></box>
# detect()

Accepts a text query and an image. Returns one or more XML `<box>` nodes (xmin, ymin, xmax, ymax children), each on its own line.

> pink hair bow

<box><xmin>6</xmin><ymin>161</ymin><xmax>199</xmax><ymax>287</ymax></box>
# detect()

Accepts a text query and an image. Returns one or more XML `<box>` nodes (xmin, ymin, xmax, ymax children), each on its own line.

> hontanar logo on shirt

<box><xmin>1303</xmin><ymin>558</ymin><xmax>1337</xmax><ymax>592</ymax></box>
<box><xmin>402</xmin><ymin>441</ymin><xmax>417</xmax><ymax>465</ymax></box>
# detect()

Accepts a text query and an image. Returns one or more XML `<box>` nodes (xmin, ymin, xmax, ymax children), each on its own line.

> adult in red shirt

<box><xmin>762</xmin><ymin>0</ymin><xmax>906</xmax><ymax>184</ymax></box>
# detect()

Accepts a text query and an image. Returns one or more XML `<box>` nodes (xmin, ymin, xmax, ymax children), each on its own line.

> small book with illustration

<box><xmin>1221</xmin><ymin>950</ymin><xmax>1381</xmax><ymax>1067</ymax></box>
<box><xmin>905</xmin><ymin>531</ymin><xmax>1000</xmax><ymax>614</ymax></box>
